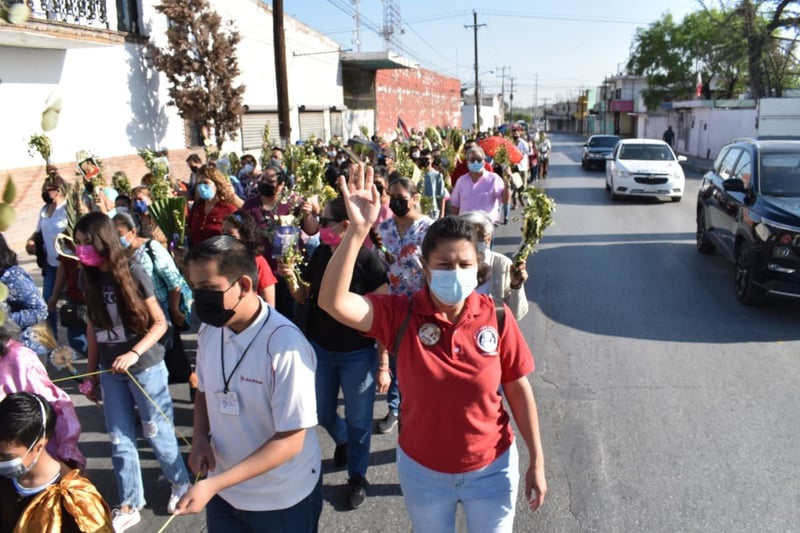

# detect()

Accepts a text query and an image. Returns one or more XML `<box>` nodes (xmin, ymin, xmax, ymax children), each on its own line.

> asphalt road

<box><xmin>47</xmin><ymin>133</ymin><xmax>800</xmax><ymax>532</ymax></box>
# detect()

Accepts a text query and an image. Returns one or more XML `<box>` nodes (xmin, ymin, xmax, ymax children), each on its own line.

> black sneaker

<box><xmin>377</xmin><ymin>412</ymin><xmax>398</xmax><ymax>434</ymax></box>
<box><xmin>347</xmin><ymin>476</ymin><xmax>367</xmax><ymax>509</ymax></box>
<box><xmin>333</xmin><ymin>442</ymin><xmax>348</xmax><ymax>469</ymax></box>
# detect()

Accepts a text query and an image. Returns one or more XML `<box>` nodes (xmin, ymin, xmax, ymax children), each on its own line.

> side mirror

<box><xmin>677</xmin><ymin>155</ymin><xmax>687</xmax><ymax>162</ymax></box>
<box><xmin>582</xmin><ymin>143</ymin><xmax>588</xmax><ymax>147</ymax></box>
<box><xmin>722</xmin><ymin>178</ymin><xmax>746</xmax><ymax>192</ymax></box>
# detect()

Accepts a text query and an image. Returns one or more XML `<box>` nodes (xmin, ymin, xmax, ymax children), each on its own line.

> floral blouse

<box><xmin>377</xmin><ymin>216</ymin><xmax>433</xmax><ymax>298</ymax></box>
<box><xmin>0</xmin><ymin>266</ymin><xmax>48</xmax><ymax>355</ymax></box>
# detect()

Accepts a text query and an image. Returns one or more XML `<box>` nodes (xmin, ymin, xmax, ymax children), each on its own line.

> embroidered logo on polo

<box><xmin>475</xmin><ymin>326</ymin><xmax>499</xmax><ymax>355</ymax></box>
<box><xmin>418</xmin><ymin>323</ymin><xmax>441</xmax><ymax>346</ymax></box>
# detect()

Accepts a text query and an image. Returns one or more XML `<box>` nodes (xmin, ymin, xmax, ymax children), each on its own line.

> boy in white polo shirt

<box><xmin>175</xmin><ymin>235</ymin><xmax>322</xmax><ymax>532</ymax></box>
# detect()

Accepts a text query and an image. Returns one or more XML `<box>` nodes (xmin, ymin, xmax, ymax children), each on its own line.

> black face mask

<box><xmin>42</xmin><ymin>191</ymin><xmax>53</xmax><ymax>204</ymax></box>
<box><xmin>389</xmin><ymin>197</ymin><xmax>411</xmax><ymax>218</ymax></box>
<box><xmin>258</xmin><ymin>182</ymin><xmax>276</xmax><ymax>197</ymax></box>
<box><xmin>193</xmin><ymin>280</ymin><xmax>241</xmax><ymax>328</ymax></box>
<box><xmin>375</xmin><ymin>182</ymin><xmax>386</xmax><ymax>196</ymax></box>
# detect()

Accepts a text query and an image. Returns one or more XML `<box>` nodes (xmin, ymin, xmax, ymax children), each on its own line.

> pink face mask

<box><xmin>75</xmin><ymin>244</ymin><xmax>105</xmax><ymax>267</ymax></box>
<box><xmin>319</xmin><ymin>226</ymin><xmax>343</xmax><ymax>248</ymax></box>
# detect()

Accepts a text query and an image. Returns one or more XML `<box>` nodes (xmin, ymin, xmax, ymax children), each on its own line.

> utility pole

<box><xmin>497</xmin><ymin>66</ymin><xmax>509</xmax><ymax>123</ymax></box>
<box><xmin>351</xmin><ymin>0</ymin><xmax>361</xmax><ymax>52</ymax></box>
<box><xmin>509</xmin><ymin>77</ymin><xmax>515</xmax><ymax>122</ymax></box>
<box><xmin>273</xmin><ymin>0</ymin><xmax>291</xmax><ymax>145</ymax></box>
<box><xmin>542</xmin><ymin>97</ymin><xmax>548</xmax><ymax>131</ymax></box>
<box><xmin>465</xmin><ymin>11</ymin><xmax>486</xmax><ymax>131</ymax></box>
<box><xmin>534</xmin><ymin>73</ymin><xmax>538</xmax><ymax>125</ymax></box>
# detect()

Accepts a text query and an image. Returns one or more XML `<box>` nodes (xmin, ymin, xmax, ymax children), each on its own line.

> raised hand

<box><xmin>338</xmin><ymin>163</ymin><xmax>380</xmax><ymax>234</ymax></box>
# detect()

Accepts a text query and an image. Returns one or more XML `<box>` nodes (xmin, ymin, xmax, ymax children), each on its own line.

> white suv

<box><xmin>605</xmin><ymin>138</ymin><xmax>687</xmax><ymax>202</ymax></box>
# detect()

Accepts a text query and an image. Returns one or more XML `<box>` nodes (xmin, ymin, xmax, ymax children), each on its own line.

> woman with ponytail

<box><xmin>75</xmin><ymin>212</ymin><xmax>190</xmax><ymax>532</ymax></box>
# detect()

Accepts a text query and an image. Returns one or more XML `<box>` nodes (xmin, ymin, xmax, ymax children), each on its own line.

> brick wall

<box><xmin>375</xmin><ymin>67</ymin><xmax>462</xmax><ymax>138</ymax></box>
<box><xmin>4</xmin><ymin>148</ymin><xmax>203</xmax><ymax>254</ymax></box>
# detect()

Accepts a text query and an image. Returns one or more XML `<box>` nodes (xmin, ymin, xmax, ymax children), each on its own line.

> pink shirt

<box><xmin>0</xmin><ymin>341</ymin><xmax>86</xmax><ymax>470</ymax></box>
<box><xmin>450</xmin><ymin>170</ymin><xmax>505</xmax><ymax>222</ymax></box>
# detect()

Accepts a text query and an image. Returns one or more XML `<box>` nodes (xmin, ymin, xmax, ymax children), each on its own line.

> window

<box><xmin>732</xmin><ymin>151</ymin><xmax>752</xmax><ymax>187</ymax></box>
<box><xmin>718</xmin><ymin>148</ymin><xmax>742</xmax><ymax>180</ymax></box>
<box><xmin>760</xmin><ymin>152</ymin><xmax>800</xmax><ymax>196</ymax></box>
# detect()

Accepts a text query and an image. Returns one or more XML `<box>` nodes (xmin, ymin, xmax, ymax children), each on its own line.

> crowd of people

<box><xmin>0</xmin><ymin>126</ymin><xmax>549</xmax><ymax>533</ymax></box>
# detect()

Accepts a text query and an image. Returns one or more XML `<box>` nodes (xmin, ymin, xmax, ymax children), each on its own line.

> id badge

<box><xmin>216</xmin><ymin>391</ymin><xmax>240</xmax><ymax>415</ymax></box>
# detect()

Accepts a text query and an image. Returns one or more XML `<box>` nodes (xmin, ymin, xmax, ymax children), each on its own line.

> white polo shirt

<box><xmin>197</xmin><ymin>301</ymin><xmax>321</xmax><ymax>511</ymax></box>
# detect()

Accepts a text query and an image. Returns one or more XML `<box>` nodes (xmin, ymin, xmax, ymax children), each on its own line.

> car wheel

<box><xmin>735</xmin><ymin>243</ymin><xmax>765</xmax><ymax>305</ymax></box>
<box><xmin>581</xmin><ymin>159</ymin><xmax>587</xmax><ymax>170</ymax></box>
<box><xmin>696</xmin><ymin>209</ymin><xmax>716</xmax><ymax>254</ymax></box>
<box><xmin>605</xmin><ymin>177</ymin><xmax>611</xmax><ymax>190</ymax></box>
<box><xmin>670</xmin><ymin>196</ymin><xmax>682</xmax><ymax>203</ymax></box>
<box><xmin>608</xmin><ymin>178</ymin><xmax>619</xmax><ymax>201</ymax></box>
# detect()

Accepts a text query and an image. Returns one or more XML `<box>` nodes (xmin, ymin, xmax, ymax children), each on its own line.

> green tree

<box><xmin>148</xmin><ymin>0</ymin><xmax>245</xmax><ymax>149</ymax></box>
<box><xmin>736</xmin><ymin>0</ymin><xmax>800</xmax><ymax>98</ymax></box>
<box><xmin>628</xmin><ymin>9</ymin><xmax>748</xmax><ymax>109</ymax></box>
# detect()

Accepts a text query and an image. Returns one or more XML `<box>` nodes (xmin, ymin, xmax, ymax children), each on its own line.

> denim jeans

<box><xmin>99</xmin><ymin>361</ymin><xmax>190</xmax><ymax>508</ymax></box>
<box><xmin>397</xmin><ymin>442</ymin><xmax>519</xmax><ymax>533</ymax></box>
<box><xmin>42</xmin><ymin>264</ymin><xmax>57</xmax><ymax>337</ymax></box>
<box><xmin>206</xmin><ymin>472</ymin><xmax>322</xmax><ymax>533</ymax></box>
<box><xmin>386</xmin><ymin>354</ymin><xmax>400</xmax><ymax>415</ymax></box>
<box><xmin>311</xmin><ymin>341</ymin><xmax>376</xmax><ymax>478</ymax></box>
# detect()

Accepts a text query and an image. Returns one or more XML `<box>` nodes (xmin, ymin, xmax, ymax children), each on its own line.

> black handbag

<box><xmin>32</xmin><ymin>231</ymin><xmax>47</xmax><ymax>270</ymax></box>
<box><xmin>59</xmin><ymin>303</ymin><xmax>87</xmax><ymax>329</ymax></box>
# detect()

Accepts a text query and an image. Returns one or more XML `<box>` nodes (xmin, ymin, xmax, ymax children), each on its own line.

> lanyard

<box><xmin>220</xmin><ymin>307</ymin><xmax>270</xmax><ymax>393</ymax></box>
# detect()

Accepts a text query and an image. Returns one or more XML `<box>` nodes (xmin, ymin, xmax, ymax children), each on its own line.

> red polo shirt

<box><xmin>366</xmin><ymin>286</ymin><xmax>534</xmax><ymax>473</ymax></box>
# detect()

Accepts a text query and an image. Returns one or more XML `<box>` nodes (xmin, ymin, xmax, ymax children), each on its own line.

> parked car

<box><xmin>696</xmin><ymin>138</ymin><xmax>800</xmax><ymax>304</ymax></box>
<box><xmin>581</xmin><ymin>134</ymin><xmax>619</xmax><ymax>170</ymax></box>
<box><xmin>605</xmin><ymin>139</ymin><xmax>686</xmax><ymax>202</ymax></box>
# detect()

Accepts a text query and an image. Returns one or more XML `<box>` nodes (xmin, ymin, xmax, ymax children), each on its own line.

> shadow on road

<box><xmin>529</xmin><ymin>240</ymin><xmax>800</xmax><ymax>343</ymax></box>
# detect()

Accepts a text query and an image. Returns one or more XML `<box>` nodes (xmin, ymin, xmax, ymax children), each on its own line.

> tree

<box><xmin>628</xmin><ymin>9</ymin><xmax>748</xmax><ymax>109</ymax></box>
<box><xmin>736</xmin><ymin>0</ymin><xmax>800</xmax><ymax>98</ymax></box>
<box><xmin>148</xmin><ymin>0</ymin><xmax>245</xmax><ymax>149</ymax></box>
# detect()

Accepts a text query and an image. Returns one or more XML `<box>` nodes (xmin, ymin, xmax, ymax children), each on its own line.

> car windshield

<box><xmin>619</xmin><ymin>144</ymin><xmax>675</xmax><ymax>161</ymax></box>
<box><xmin>589</xmin><ymin>137</ymin><xmax>619</xmax><ymax>148</ymax></box>
<box><xmin>760</xmin><ymin>153</ymin><xmax>800</xmax><ymax>197</ymax></box>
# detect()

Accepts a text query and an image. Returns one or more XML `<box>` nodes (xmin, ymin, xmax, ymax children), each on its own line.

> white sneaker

<box><xmin>167</xmin><ymin>482</ymin><xmax>191</xmax><ymax>514</ymax></box>
<box><xmin>111</xmin><ymin>507</ymin><xmax>141</xmax><ymax>533</ymax></box>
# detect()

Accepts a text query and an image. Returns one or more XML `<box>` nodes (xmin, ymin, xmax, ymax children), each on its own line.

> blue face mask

<box><xmin>242</xmin><ymin>163</ymin><xmax>254</xmax><ymax>174</ymax></box>
<box><xmin>197</xmin><ymin>183</ymin><xmax>215</xmax><ymax>200</ymax></box>
<box><xmin>468</xmin><ymin>161</ymin><xmax>484</xmax><ymax>173</ymax></box>
<box><xmin>120</xmin><ymin>235</ymin><xmax>131</xmax><ymax>248</ymax></box>
<box><xmin>132</xmin><ymin>199</ymin><xmax>148</xmax><ymax>215</ymax></box>
<box><xmin>428</xmin><ymin>267</ymin><xmax>478</xmax><ymax>306</ymax></box>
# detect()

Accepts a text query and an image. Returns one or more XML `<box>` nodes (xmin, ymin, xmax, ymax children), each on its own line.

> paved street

<box><xmin>41</xmin><ymin>133</ymin><xmax>800</xmax><ymax>532</ymax></box>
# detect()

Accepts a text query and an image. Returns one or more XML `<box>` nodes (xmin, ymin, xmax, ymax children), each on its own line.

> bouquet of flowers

<box><xmin>513</xmin><ymin>186</ymin><xmax>556</xmax><ymax>265</ymax></box>
<box><xmin>137</xmin><ymin>148</ymin><xmax>171</xmax><ymax>201</ymax></box>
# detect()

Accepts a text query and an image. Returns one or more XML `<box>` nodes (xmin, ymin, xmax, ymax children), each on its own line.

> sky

<box><xmin>283</xmin><ymin>0</ymin><xmax>703</xmax><ymax>107</ymax></box>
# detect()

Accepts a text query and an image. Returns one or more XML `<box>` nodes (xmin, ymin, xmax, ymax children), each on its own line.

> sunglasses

<box><xmin>468</xmin><ymin>158</ymin><xmax>484</xmax><ymax>163</ymax></box>
<box><xmin>318</xmin><ymin>216</ymin><xmax>343</xmax><ymax>227</ymax></box>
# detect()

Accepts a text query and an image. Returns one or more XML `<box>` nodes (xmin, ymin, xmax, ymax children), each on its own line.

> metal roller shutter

<box><xmin>241</xmin><ymin>112</ymin><xmax>279</xmax><ymax>150</ymax></box>
<box><xmin>299</xmin><ymin>111</ymin><xmax>325</xmax><ymax>140</ymax></box>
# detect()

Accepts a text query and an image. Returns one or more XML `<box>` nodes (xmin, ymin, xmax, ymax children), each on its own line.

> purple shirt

<box><xmin>450</xmin><ymin>170</ymin><xmax>506</xmax><ymax>222</ymax></box>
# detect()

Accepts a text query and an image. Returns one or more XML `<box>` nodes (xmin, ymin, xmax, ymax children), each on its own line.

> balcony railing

<box><xmin>16</xmin><ymin>0</ymin><xmax>108</xmax><ymax>28</ymax></box>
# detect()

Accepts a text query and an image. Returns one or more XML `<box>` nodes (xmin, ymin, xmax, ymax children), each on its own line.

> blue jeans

<box><xmin>99</xmin><ymin>361</ymin><xmax>190</xmax><ymax>508</ymax></box>
<box><xmin>42</xmin><ymin>264</ymin><xmax>57</xmax><ymax>337</ymax></box>
<box><xmin>206</xmin><ymin>472</ymin><xmax>322</xmax><ymax>533</ymax></box>
<box><xmin>311</xmin><ymin>341</ymin><xmax>376</xmax><ymax>478</ymax></box>
<box><xmin>386</xmin><ymin>355</ymin><xmax>399</xmax><ymax>415</ymax></box>
<box><xmin>397</xmin><ymin>442</ymin><xmax>519</xmax><ymax>533</ymax></box>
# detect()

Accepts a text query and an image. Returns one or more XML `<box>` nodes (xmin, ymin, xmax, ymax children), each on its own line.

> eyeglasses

<box><xmin>468</xmin><ymin>158</ymin><xmax>484</xmax><ymax>163</ymax></box>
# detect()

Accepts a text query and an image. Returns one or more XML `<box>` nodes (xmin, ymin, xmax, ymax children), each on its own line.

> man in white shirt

<box><xmin>176</xmin><ymin>236</ymin><xmax>322</xmax><ymax>532</ymax></box>
<box><xmin>512</xmin><ymin>130</ymin><xmax>531</xmax><ymax>183</ymax></box>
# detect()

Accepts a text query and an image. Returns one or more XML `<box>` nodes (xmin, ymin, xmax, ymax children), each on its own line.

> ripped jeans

<box><xmin>100</xmin><ymin>361</ymin><xmax>190</xmax><ymax>509</ymax></box>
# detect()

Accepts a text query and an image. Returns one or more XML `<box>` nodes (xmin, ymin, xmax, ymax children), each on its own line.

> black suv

<box><xmin>696</xmin><ymin>139</ymin><xmax>800</xmax><ymax>304</ymax></box>
<box><xmin>581</xmin><ymin>135</ymin><xmax>620</xmax><ymax>170</ymax></box>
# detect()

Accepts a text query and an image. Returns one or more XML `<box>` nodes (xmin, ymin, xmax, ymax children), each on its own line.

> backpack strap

<box><xmin>495</xmin><ymin>300</ymin><xmax>506</xmax><ymax>335</ymax></box>
<box><xmin>391</xmin><ymin>301</ymin><xmax>413</xmax><ymax>356</ymax></box>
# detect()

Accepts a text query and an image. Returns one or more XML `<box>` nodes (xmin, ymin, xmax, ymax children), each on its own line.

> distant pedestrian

<box><xmin>663</xmin><ymin>125</ymin><xmax>675</xmax><ymax>147</ymax></box>
<box><xmin>449</xmin><ymin>146</ymin><xmax>509</xmax><ymax>223</ymax></box>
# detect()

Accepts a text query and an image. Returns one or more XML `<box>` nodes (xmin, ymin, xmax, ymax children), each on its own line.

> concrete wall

<box><xmin>757</xmin><ymin>97</ymin><xmax>800</xmax><ymax>139</ymax></box>
<box><xmin>671</xmin><ymin>107</ymin><xmax>756</xmax><ymax>159</ymax></box>
<box><xmin>375</xmin><ymin>67</ymin><xmax>461</xmax><ymax>138</ymax></box>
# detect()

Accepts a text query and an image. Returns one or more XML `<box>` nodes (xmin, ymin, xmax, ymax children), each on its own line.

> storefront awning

<box><xmin>340</xmin><ymin>51</ymin><xmax>417</xmax><ymax>71</ymax></box>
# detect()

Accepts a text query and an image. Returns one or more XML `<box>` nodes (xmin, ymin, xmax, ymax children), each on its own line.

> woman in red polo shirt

<box><xmin>318</xmin><ymin>168</ymin><xmax>546</xmax><ymax>532</ymax></box>
<box><xmin>187</xmin><ymin>166</ymin><xmax>238</xmax><ymax>247</ymax></box>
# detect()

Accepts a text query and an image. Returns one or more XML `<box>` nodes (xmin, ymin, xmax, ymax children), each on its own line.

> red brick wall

<box><xmin>375</xmin><ymin>67</ymin><xmax>462</xmax><ymax>138</ymax></box>
<box><xmin>4</xmin><ymin>148</ymin><xmax>203</xmax><ymax>254</ymax></box>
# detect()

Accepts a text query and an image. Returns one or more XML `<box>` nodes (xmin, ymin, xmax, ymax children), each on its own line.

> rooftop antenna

<box><xmin>351</xmin><ymin>0</ymin><xmax>361</xmax><ymax>52</ymax></box>
<box><xmin>380</xmin><ymin>0</ymin><xmax>403</xmax><ymax>52</ymax></box>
